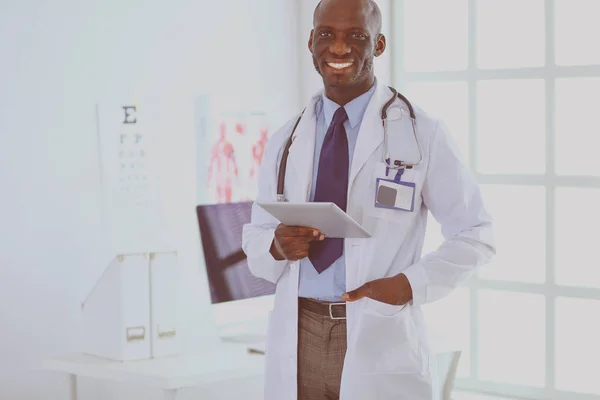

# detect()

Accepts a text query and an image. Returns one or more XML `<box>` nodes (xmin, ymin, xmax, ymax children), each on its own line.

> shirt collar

<box><xmin>321</xmin><ymin>80</ymin><xmax>377</xmax><ymax>129</ymax></box>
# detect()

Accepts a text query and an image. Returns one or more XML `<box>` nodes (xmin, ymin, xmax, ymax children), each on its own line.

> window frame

<box><xmin>392</xmin><ymin>1</ymin><xmax>600</xmax><ymax>399</ymax></box>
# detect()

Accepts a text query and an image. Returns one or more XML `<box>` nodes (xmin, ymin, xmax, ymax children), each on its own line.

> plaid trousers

<box><xmin>297</xmin><ymin>298</ymin><xmax>347</xmax><ymax>400</ymax></box>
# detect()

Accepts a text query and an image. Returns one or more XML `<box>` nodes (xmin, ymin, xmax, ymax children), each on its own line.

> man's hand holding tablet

<box><xmin>270</xmin><ymin>224</ymin><xmax>325</xmax><ymax>261</ymax></box>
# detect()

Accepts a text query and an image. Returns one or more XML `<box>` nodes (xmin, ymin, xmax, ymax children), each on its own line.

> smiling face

<box><xmin>309</xmin><ymin>0</ymin><xmax>386</xmax><ymax>103</ymax></box>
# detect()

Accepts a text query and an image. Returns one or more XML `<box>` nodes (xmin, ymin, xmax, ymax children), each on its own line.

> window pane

<box><xmin>477</xmin><ymin>0</ymin><xmax>545</xmax><ymax>69</ymax></box>
<box><xmin>555</xmin><ymin>78</ymin><xmax>600</xmax><ymax>176</ymax></box>
<box><xmin>403</xmin><ymin>0</ymin><xmax>468</xmax><ymax>72</ymax></box>
<box><xmin>555</xmin><ymin>188</ymin><xmax>600</xmax><ymax>288</ymax></box>
<box><xmin>478</xmin><ymin>290</ymin><xmax>545</xmax><ymax>387</ymax></box>
<box><xmin>405</xmin><ymin>82</ymin><xmax>469</xmax><ymax>164</ymax></box>
<box><xmin>556</xmin><ymin>297</ymin><xmax>600</xmax><ymax>395</ymax></box>
<box><xmin>555</xmin><ymin>0</ymin><xmax>600</xmax><ymax>66</ymax></box>
<box><xmin>423</xmin><ymin>287</ymin><xmax>471</xmax><ymax>378</ymax></box>
<box><xmin>477</xmin><ymin>79</ymin><xmax>545</xmax><ymax>174</ymax></box>
<box><xmin>479</xmin><ymin>185</ymin><xmax>546</xmax><ymax>283</ymax></box>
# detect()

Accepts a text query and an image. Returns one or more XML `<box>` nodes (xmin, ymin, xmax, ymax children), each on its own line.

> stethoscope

<box><xmin>276</xmin><ymin>86</ymin><xmax>423</xmax><ymax>202</ymax></box>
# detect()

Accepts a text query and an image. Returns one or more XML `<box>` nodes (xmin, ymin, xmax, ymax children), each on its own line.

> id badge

<box><xmin>374</xmin><ymin>164</ymin><xmax>416</xmax><ymax>212</ymax></box>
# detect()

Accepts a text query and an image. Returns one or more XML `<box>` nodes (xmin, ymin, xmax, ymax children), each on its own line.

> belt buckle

<box><xmin>328</xmin><ymin>302</ymin><xmax>346</xmax><ymax>320</ymax></box>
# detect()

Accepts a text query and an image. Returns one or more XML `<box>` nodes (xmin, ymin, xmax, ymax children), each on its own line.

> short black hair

<box><xmin>313</xmin><ymin>0</ymin><xmax>383</xmax><ymax>35</ymax></box>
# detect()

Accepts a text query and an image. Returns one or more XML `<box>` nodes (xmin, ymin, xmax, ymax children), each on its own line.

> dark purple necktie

<box><xmin>308</xmin><ymin>106</ymin><xmax>349</xmax><ymax>274</ymax></box>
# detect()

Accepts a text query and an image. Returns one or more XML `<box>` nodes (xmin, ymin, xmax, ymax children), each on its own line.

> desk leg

<box><xmin>69</xmin><ymin>374</ymin><xmax>78</xmax><ymax>400</ymax></box>
<box><xmin>164</xmin><ymin>389</ymin><xmax>178</xmax><ymax>400</ymax></box>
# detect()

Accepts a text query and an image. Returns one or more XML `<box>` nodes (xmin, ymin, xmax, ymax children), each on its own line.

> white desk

<box><xmin>42</xmin><ymin>341</ymin><xmax>265</xmax><ymax>400</ymax></box>
<box><xmin>43</xmin><ymin>318</ymin><xmax>462</xmax><ymax>400</ymax></box>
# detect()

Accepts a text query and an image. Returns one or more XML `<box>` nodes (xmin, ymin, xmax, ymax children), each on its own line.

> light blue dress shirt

<box><xmin>298</xmin><ymin>83</ymin><xmax>376</xmax><ymax>301</ymax></box>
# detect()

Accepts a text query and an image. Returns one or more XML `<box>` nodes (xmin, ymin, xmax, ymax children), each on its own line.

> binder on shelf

<box><xmin>81</xmin><ymin>251</ymin><xmax>180</xmax><ymax>361</ymax></box>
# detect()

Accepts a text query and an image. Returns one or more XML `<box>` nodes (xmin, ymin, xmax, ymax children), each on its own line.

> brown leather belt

<box><xmin>298</xmin><ymin>297</ymin><xmax>346</xmax><ymax>320</ymax></box>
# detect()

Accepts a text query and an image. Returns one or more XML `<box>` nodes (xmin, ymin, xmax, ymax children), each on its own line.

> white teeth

<box><xmin>327</xmin><ymin>62</ymin><xmax>353</xmax><ymax>69</ymax></box>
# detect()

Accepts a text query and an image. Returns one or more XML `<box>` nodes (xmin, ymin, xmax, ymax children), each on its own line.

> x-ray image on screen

<box><xmin>196</xmin><ymin>201</ymin><xmax>276</xmax><ymax>303</ymax></box>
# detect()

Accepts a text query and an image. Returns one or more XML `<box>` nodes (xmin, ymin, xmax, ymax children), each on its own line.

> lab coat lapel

<box><xmin>348</xmin><ymin>82</ymin><xmax>391</xmax><ymax>190</ymax></box>
<box><xmin>285</xmin><ymin>93</ymin><xmax>320</xmax><ymax>202</ymax></box>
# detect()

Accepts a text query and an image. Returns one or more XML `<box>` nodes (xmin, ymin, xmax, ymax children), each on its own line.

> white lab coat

<box><xmin>242</xmin><ymin>81</ymin><xmax>495</xmax><ymax>400</ymax></box>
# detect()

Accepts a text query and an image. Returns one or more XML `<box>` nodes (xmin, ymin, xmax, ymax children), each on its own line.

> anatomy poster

<box><xmin>195</xmin><ymin>95</ymin><xmax>270</xmax><ymax>204</ymax></box>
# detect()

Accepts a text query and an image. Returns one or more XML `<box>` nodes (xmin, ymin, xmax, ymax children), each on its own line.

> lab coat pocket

<box><xmin>366</xmin><ymin>297</ymin><xmax>408</xmax><ymax>316</ymax></box>
<box><xmin>352</xmin><ymin>298</ymin><xmax>422</xmax><ymax>374</ymax></box>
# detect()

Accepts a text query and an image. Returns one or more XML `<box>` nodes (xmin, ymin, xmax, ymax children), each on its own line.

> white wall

<box><xmin>0</xmin><ymin>1</ymin><xmax>299</xmax><ymax>399</ymax></box>
<box><xmin>298</xmin><ymin>0</ymin><xmax>393</xmax><ymax>104</ymax></box>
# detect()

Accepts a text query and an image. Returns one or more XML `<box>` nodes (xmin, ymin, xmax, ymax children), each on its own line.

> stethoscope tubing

<box><xmin>276</xmin><ymin>87</ymin><xmax>421</xmax><ymax>201</ymax></box>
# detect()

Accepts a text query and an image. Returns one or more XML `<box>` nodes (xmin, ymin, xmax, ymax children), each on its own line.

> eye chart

<box><xmin>97</xmin><ymin>102</ymin><xmax>173</xmax><ymax>254</ymax></box>
<box><xmin>115</xmin><ymin>107</ymin><xmax>153</xmax><ymax>208</ymax></box>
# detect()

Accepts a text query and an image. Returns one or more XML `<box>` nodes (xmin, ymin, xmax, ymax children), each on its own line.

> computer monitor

<box><xmin>196</xmin><ymin>201</ymin><xmax>276</xmax><ymax>304</ymax></box>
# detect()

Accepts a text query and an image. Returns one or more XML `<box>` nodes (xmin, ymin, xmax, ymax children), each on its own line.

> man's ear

<box><xmin>308</xmin><ymin>29</ymin><xmax>314</xmax><ymax>52</ymax></box>
<box><xmin>374</xmin><ymin>33</ymin><xmax>386</xmax><ymax>57</ymax></box>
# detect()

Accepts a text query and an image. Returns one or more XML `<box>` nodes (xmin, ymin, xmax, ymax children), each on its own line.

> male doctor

<box><xmin>242</xmin><ymin>0</ymin><xmax>495</xmax><ymax>399</ymax></box>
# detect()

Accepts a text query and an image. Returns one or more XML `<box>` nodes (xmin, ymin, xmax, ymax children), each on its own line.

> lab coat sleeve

<box><xmin>402</xmin><ymin>119</ymin><xmax>495</xmax><ymax>306</ymax></box>
<box><xmin>241</xmin><ymin>128</ymin><xmax>291</xmax><ymax>284</ymax></box>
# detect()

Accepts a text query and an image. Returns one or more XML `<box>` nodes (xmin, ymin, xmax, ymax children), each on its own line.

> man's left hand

<box><xmin>342</xmin><ymin>273</ymin><xmax>413</xmax><ymax>305</ymax></box>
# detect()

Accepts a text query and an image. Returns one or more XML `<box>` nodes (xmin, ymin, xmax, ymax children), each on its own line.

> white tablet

<box><xmin>256</xmin><ymin>202</ymin><xmax>371</xmax><ymax>239</ymax></box>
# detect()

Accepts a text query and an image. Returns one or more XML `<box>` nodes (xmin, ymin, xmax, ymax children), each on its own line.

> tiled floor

<box><xmin>453</xmin><ymin>391</ymin><xmax>519</xmax><ymax>400</ymax></box>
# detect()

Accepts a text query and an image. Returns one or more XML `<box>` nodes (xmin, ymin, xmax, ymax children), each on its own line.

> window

<box><xmin>393</xmin><ymin>1</ymin><xmax>600</xmax><ymax>398</ymax></box>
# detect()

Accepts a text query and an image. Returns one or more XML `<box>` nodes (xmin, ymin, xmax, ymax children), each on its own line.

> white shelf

<box><xmin>42</xmin><ymin>341</ymin><xmax>264</xmax><ymax>391</ymax></box>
